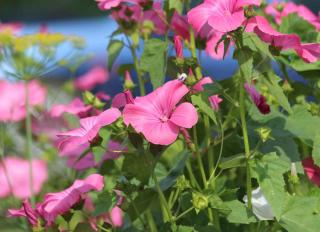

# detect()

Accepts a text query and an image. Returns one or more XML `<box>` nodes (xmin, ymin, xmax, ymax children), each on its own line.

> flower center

<box><xmin>160</xmin><ymin>115</ymin><xmax>168</xmax><ymax>122</ymax></box>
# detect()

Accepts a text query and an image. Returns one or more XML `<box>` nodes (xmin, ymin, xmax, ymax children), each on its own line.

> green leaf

<box><xmin>225</xmin><ymin>200</ymin><xmax>257</xmax><ymax>224</ymax></box>
<box><xmin>122</xmin><ymin>153</ymin><xmax>153</xmax><ymax>183</ymax></box>
<box><xmin>251</xmin><ymin>153</ymin><xmax>290</xmax><ymax>220</ymax></box>
<box><xmin>209</xmin><ymin>195</ymin><xmax>231</xmax><ymax>215</ymax></box>
<box><xmin>74</xmin><ymin>223</ymin><xmax>96</xmax><ymax>232</ymax></box>
<box><xmin>219</xmin><ymin>153</ymin><xmax>246</xmax><ymax>170</ymax></box>
<box><xmin>312</xmin><ymin>134</ymin><xmax>320</xmax><ymax>166</ymax></box>
<box><xmin>279</xmin><ymin>196</ymin><xmax>320</xmax><ymax>232</ymax></box>
<box><xmin>93</xmin><ymin>192</ymin><xmax>118</xmax><ymax>217</ymax></box>
<box><xmin>243</xmin><ymin>32</ymin><xmax>273</xmax><ymax>58</ymax></box>
<box><xmin>141</xmin><ymin>38</ymin><xmax>168</xmax><ymax>89</ymax></box>
<box><xmin>234</xmin><ymin>46</ymin><xmax>253</xmax><ymax>83</ymax></box>
<box><xmin>279</xmin><ymin>13</ymin><xmax>318</xmax><ymax>43</ymax></box>
<box><xmin>107</xmin><ymin>40</ymin><xmax>124</xmax><ymax>70</ymax></box>
<box><xmin>262</xmin><ymin>72</ymin><xmax>292</xmax><ymax>114</ymax></box>
<box><xmin>191</xmin><ymin>95</ymin><xmax>217</xmax><ymax>124</ymax></box>
<box><xmin>69</xmin><ymin>211</ymin><xmax>85</xmax><ymax>231</ymax></box>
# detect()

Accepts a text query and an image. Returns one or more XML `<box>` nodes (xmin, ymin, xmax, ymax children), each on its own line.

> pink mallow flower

<box><xmin>302</xmin><ymin>157</ymin><xmax>320</xmax><ymax>186</ymax></box>
<box><xmin>246</xmin><ymin>16</ymin><xmax>320</xmax><ymax>63</ymax></box>
<box><xmin>8</xmin><ymin>199</ymin><xmax>42</xmax><ymax>227</ymax></box>
<box><xmin>61</xmin><ymin>141</ymin><xmax>126</xmax><ymax>171</ymax></box>
<box><xmin>37</xmin><ymin>174</ymin><xmax>104</xmax><ymax>225</ymax></box>
<box><xmin>96</xmin><ymin>0</ymin><xmax>140</xmax><ymax>11</ymax></box>
<box><xmin>0</xmin><ymin>80</ymin><xmax>47</xmax><ymax>122</ymax></box>
<box><xmin>174</xmin><ymin>35</ymin><xmax>184</xmax><ymax>59</ymax></box>
<box><xmin>187</xmin><ymin>0</ymin><xmax>261</xmax><ymax>34</ymax></box>
<box><xmin>74</xmin><ymin>66</ymin><xmax>109</xmax><ymax>91</ymax></box>
<box><xmin>244</xmin><ymin>82</ymin><xmax>270</xmax><ymax>114</ymax></box>
<box><xmin>0</xmin><ymin>157</ymin><xmax>48</xmax><ymax>199</ymax></box>
<box><xmin>8</xmin><ymin>174</ymin><xmax>104</xmax><ymax>226</ymax></box>
<box><xmin>58</xmin><ymin>108</ymin><xmax>121</xmax><ymax>154</ymax></box>
<box><xmin>50</xmin><ymin>98</ymin><xmax>92</xmax><ymax>118</ymax></box>
<box><xmin>265</xmin><ymin>2</ymin><xmax>320</xmax><ymax>30</ymax></box>
<box><xmin>123</xmin><ymin>79</ymin><xmax>198</xmax><ymax>145</ymax></box>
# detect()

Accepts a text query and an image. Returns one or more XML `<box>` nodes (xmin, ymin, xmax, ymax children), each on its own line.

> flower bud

<box><xmin>174</xmin><ymin>35</ymin><xmax>184</xmax><ymax>59</ymax></box>
<box><xmin>175</xmin><ymin>175</ymin><xmax>190</xmax><ymax>191</ymax></box>
<box><xmin>282</xmin><ymin>80</ymin><xmax>293</xmax><ymax>93</ymax></box>
<box><xmin>192</xmin><ymin>192</ymin><xmax>209</xmax><ymax>212</ymax></box>
<box><xmin>255</xmin><ymin>127</ymin><xmax>273</xmax><ymax>143</ymax></box>
<box><xmin>124</xmin><ymin>70</ymin><xmax>135</xmax><ymax>90</ymax></box>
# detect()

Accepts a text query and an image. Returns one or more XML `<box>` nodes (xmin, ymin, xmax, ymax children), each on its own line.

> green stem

<box><xmin>174</xmin><ymin>207</ymin><xmax>194</xmax><ymax>222</ymax></box>
<box><xmin>204</xmin><ymin>116</ymin><xmax>214</xmax><ymax>177</ymax></box>
<box><xmin>25</xmin><ymin>82</ymin><xmax>35</xmax><ymax>207</ymax></box>
<box><xmin>146</xmin><ymin>209</ymin><xmax>158</xmax><ymax>232</ymax></box>
<box><xmin>189</xmin><ymin>26</ymin><xmax>202</xmax><ymax>80</ymax></box>
<box><xmin>186</xmin><ymin>160</ymin><xmax>201</xmax><ymax>190</ymax></box>
<box><xmin>239</xmin><ymin>70</ymin><xmax>252</xmax><ymax>210</ymax></box>
<box><xmin>125</xmin><ymin>36</ymin><xmax>145</xmax><ymax>96</ymax></box>
<box><xmin>193</xmin><ymin>126</ymin><xmax>207</xmax><ymax>187</ymax></box>
<box><xmin>151</xmin><ymin>171</ymin><xmax>176</xmax><ymax>229</ymax></box>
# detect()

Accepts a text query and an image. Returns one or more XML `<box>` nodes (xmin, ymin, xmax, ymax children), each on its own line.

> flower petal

<box><xmin>170</xmin><ymin>102</ymin><xmax>198</xmax><ymax>129</ymax></box>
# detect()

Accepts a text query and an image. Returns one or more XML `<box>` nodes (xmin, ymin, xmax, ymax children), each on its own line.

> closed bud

<box><xmin>255</xmin><ymin>127</ymin><xmax>273</xmax><ymax>143</ymax></box>
<box><xmin>174</xmin><ymin>35</ymin><xmax>184</xmax><ymax>59</ymax></box>
<box><xmin>192</xmin><ymin>192</ymin><xmax>209</xmax><ymax>212</ymax></box>
<box><xmin>282</xmin><ymin>80</ymin><xmax>293</xmax><ymax>93</ymax></box>
<box><xmin>175</xmin><ymin>175</ymin><xmax>190</xmax><ymax>191</ymax></box>
<box><xmin>124</xmin><ymin>70</ymin><xmax>135</xmax><ymax>90</ymax></box>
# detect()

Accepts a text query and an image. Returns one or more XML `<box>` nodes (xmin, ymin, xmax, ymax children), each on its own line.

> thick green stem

<box><xmin>189</xmin><ymin>26</ymin><xmax>202</xmax><ymax>80</ymax></box>
<box><xmin>204</xmin><ymin>116</ymin><xmax>214</xmax><ymax>177</ymax></box>
<box><xmin>186</xmin><ymin>160</ymin><xmax>201</xmax><ymax>190</ymax></box>
<box><xmin>239</xmin><ymin>72</ymin><xmax>252</xmax><ymax>210</ymax></box>
<box><xmin>25</xmin><ymin>82</ymin><xmax>35</xmax><ymax>206</ymax></box>
<box><xmin>146</xmin><ymin>209</ymin><xmax>158</xmax><ymax>232</ymax></box>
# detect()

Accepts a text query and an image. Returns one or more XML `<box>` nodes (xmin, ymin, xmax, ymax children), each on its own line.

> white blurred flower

<box><xmin>243</xmin><ymin>187</ymin><xmax>275</xmax><ymax>220</ymax></box>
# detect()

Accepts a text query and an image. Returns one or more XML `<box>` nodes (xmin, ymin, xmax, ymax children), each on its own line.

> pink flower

<box><xmin>209</xmin><ymin>95</ymin><xmax>223</xmax><ymax>111</ymax></box>
<box><xmin>265</xmin><ymin>2</ymin><xmax>320</xmax><ymax>30</ymax></box>
<box><xmin>140</xmin><ymin>2</ymin><xmax>167</xmax><ymax>35</ymax></box>
<box><xmin>0</xmin><ymin>80</ymin><xmax>47</xmax><ymax>122</ymax></box>
<box><xmin>187</xmin><ymin>0</ymin><xmax>261</xmax><ymax>34</ymax></box>
<box><xmin>123</xmin><ymin>79</ymin><xmax>198</xmax><ymax>145</ymax></box>
<box><xmin>50</xmin><ymin>98</ymin><xmax>92</xmax><ymax>118</ymax></box>
<box><xmin>244</xmin><ymin>83</ymin><xmax>270</xmax><ymax>114</ymax></box>
<box><xmin>8</xmin><ymin>199</ymin><xmax>41</xmax><ymax>227</ymax></box>
<box><xmin>38</xmin><ymin>174</ymin><xmax>104</xmax><ymax>225</ymax></box>
<box><xmin>246</xmin><ymin>16</ymin><xmax>320</xmax><ymax>63</ymax></box>
<box><xmin>62</xmin><ymin>141</ymin><xmax>126</xmax><ymax>170</ymax></box>
<box><xmin>112</xmin><ymin>90</ymin><xmax>134</xmax><ymax>109</ymax></box>
<box><xmin>96</xmin><ymin>91</ymin><xmax>111</xmax><ymax>101</ymax></box>
<box><xmin>302</xmin><ymin>157</ymin><xmax>320</xmax><ymax>186</ymax></box>
<box><xmin>174</xmin><ymin>35</ymin><xmax>184</xmax><ymax>58</ymax></box>
<box><xmin>171</xmin><ymin>12</ymin><xmax>190</xmax><ymax>40</ymax></box>
<box><xmin>74</xmin><ymin>66</ymin><xmax>109</xmax><ymax>91</ymax></box>
<box><xmin>96</xmin><ymin>0</ymin><xmax>140</xmax><ymax>10</ymax></box>
<box><xmin>0</xmin><ymin>157</ymin><xmax>48</xmax><ymax>199</ymax></box>
<box><xmin>58</xmin><ymin>108</ymin><xmax>121</xmax><ymax>154</ymax></box>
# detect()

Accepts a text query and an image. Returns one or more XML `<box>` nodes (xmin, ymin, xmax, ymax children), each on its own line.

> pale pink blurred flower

<box><xmin>37</xmin><ymin>174</ymin><xmax>104</xmax><ymax>225</ymax></box>
<box><xmin>171</xmin><ymin>12</ymin><xmax>190</xmax><ymax>40</ymax></box>
<box><xmin>0</xmin><ymin>80</ymin><xmax>47</xmax><ymax>122</ymax></box>
<box><xmin>96</xmin><ymin>0</ymin><xmax>140</xmax><ymax>11</ymax></box>
<box><xmin>50</xmin><ymin>98</ymin><xmax>92</xmax><ymax>118</ymax></box>
<box><xmin>302</xmin><ymin>157</ymin><xmax>320</xmax><ymax>187</ymax></box>
<box><xmin>0</xmin><ymin>22</ymin><xmax>22</xmax><ymax>34</ymax></box>
<box><xmin>246</xmin><ymin>16</ymin><xmax>320</xmax><ymax>63</ymax></box>
<box><xmin>0</xmin><ymin>157</ymin><xmax>48</xmax><ymax>199</ymax></box>
<box><xmin>61</xmin><ymin>141</ymin><xmax>127</xmax><ymax>170</ymax></box>
<box><xmin>58</xmin><ymin>108</ymin><xmax>121</xmax><ymax>154</ymax></box>
<box><xmin>74</xmin><ymin>66</ymin><xmax>109</xmax><ymax>91</ymax></box>
<box><xmin>123</xmin><ymin>79</ymin><xmax>198</xmax><ymax>145</ymax></box>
